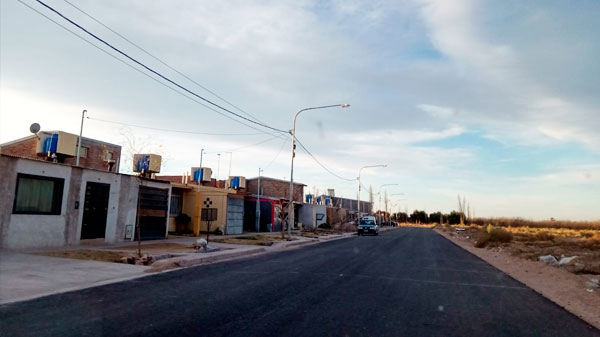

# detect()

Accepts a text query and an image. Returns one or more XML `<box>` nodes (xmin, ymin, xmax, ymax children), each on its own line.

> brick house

<box><xmin>0</xmin><ymin>131</ymin><xmax>121</xmax><ymax>172</ymax></box>
<box><xmin>246</xmin><ymin>177</ymin><xmax>305</xmax><ymax>230</ymax></box>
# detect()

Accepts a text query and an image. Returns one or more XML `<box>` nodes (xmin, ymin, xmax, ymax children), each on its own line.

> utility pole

<box><xmin>288</xmin><ymin>103</ymin><xmax>350</xmax><ymax>239</ymax></box>
<box><xmin>357</xmin><ymin>165</ymin><xmax>386</xmax><ymax>221</ymax></box>
<box><xmin>227</xmin><ymin>152</ymin><xmax>233</xmax><ymax>179</ymax></box>
<box><xmin>217</xmin><ymin>153</ymin><xmax>221</xmax><ymax>180</ymax></box>
<box><xmin>76</xmin><ymin>109</ymin><xmax>86</xmax><ymax>166</ymax></box>
<box><xmin>255</xmin><ymin>168</ymin><xmax>262</xmax><ymax>232</ymax></box>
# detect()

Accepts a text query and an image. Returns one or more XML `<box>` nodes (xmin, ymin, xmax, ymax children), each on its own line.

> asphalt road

<box><xmin>1</xmin><ymin>228</ymin><xmax>599</xmax><ymax>337</ymax></box>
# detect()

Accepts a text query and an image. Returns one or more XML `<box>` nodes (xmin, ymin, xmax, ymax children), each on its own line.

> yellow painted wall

<box><xmin>171</xmin><ymin>185</ymin><xmax>232</xmax><ymax>235</ymax></box>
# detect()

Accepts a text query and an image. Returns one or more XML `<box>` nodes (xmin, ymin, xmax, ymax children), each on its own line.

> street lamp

<box><xmin>288</xmin><ymin>103</ymin><xmax>350</xmax><ymax>239</ymax></box>
<box><xmin>357</xmin><ymin>164</ymin><xmax>386</xmax><ymax>220</ymax></box>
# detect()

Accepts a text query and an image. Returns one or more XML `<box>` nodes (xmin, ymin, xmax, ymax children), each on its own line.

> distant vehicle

<box><xmin>361</xmin><ymin>215</ymin><xmax>376</xmax><ymax>223</ymax></box>
<box><xmin>358</xmin><ymin>219</ymin><xmax>379</xmax><ymax>235</ymax></box>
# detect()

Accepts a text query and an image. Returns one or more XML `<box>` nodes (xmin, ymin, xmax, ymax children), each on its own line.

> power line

<box><xmin>295</xmin><ymin>137</ymin><xmax>356</xmax><ymax>182</ymax></box>
<box><xmin>207</xmin><ymin>133</ymin><xmax>287</xmax><ymax>154</ymax></box>
<box><xmin>16</xmin><ymin>0</ymin><xmax>283</xmax><ymax>137</ymax></box>
<box><xmin>32</xmin><ymin>0</ymin><xmax>288</xmax><ymax>134</ymax></box>
<box><xmin>87</xmin><ymin>116</ymin><xmax>271</xmax><ymax>136</ymax></box>
<box><xmin>61</xmin><ymin>0</ymin><xmax>267</xmax><ymax>126</ymax></box>
<box><xmin>264</xmin><ymin>137</ymin><xmax>289</xmax><ymax>170</ymax></box>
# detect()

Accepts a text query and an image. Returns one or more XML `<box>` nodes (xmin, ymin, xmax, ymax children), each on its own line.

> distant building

<box><xmin>0</xmin><ymin>131</ymin><xmax>121</xmax><ymax>172</ymax></box>
<box><xmin>246</xmin><ymin>176</ymin><xmax>306</xmax><ymax>229</ymax></box>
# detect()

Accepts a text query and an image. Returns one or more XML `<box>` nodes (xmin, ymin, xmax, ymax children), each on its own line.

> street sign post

<box><xmin>202</xmin><ymin>197</ymin><xmax>217</xmax><ymax>243</ymax></box>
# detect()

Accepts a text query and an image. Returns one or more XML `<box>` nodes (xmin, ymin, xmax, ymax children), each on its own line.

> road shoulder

<box><xmin>434</xmin><ymin>228</ymin><xmax>600</xmax><ymax>331</ymax></box>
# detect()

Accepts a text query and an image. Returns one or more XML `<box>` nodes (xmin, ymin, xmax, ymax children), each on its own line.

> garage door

<box><xmin>226</xmin><ymin>197</ymin><xmax>244</xmax><ymax>235</ymax></box>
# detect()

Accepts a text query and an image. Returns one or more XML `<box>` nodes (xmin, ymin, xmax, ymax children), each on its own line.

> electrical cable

<box><xmin>263</xmin><ymin>137</ymin><xmax>288</xmax><ymax>170</ymax></box>
<box><xmin>32</xmin><ymin>0</ymin><xmax>288</xmax><ymax>134</ymax></box>
<box><xmin>86</xmin><ymin>116</ymin><xmax>272</xmax><ymax>136</ymax></box>
<box><xmin>61</xmin><ymin>0</ymin><xmax>267</xmax><ymax>126</ymax></box>
<box><xmin>16</xmin><ymin>0</ymin><xmax>285</xmax><ymax>137</ymax></box>
<box><xmin>209</xmin><ymin>133</ymin><xmax>287</xmax><ymax>154</ymax></box>
<box><xmin>295</xmin><ymin>137</ymin><xmax>356</xmax><ymax>182</ymax></box>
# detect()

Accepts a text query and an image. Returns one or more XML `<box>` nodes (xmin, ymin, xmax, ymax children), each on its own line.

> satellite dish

<box><xmin>30</xmin><ymin>123</ymin><xmax>41</xmax><ymax>134</ymax></box>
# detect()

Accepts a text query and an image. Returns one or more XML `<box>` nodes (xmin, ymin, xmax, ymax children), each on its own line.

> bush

<box><xmin>490</xmin><ymin>228</ymin><xmax>512</xmax><ymax>242</ymax></box>
<box><xmin>535</xmin><ymin>232</ymin><xmax>555</xmax><ymax>241</ymax></box>
<box><xmin>175</xmin><ymin>213</ymin><xmax>191</xmax><ymax>225</ymax></box>
<box><xmin>318</xmin><ymin>223</ymin><xmax>332</xmax><ymax>229</ymax></box>
<box><xmin>489</xmin><ymin>227</ymin><xmax>513</xmax><ymax>243</ymax></box>
<box><xmin>474</xmin><ymin>232</ymin><xmax>490</xmax><ymax>248</ymax></box>
<box><xmin>474</xmin><ymin>227</ymin><xmax>512</xmax><ymax>248</ymax></box>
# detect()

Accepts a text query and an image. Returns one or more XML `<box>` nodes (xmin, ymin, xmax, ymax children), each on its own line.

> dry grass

<box><xmin>34</xmin><ymin>249</ymin><xmax>127</xmax><ymax>263</ymax></box>
<box><xmin>398</xmin><ymin>222</ymin><xmax>436</xmax><ymax>228</ymax></box>
<box><xmin>115</xmin><ymin>243</ymin><xmax>197</xmax><ymax>253</ymax></box>
<box><xmin>211</xmin><ymin>234</ymin><xmax>286</xmax><ymax>246</ymax></box>
<box><xmin>474</xmin><ymin>227</ymin><xmax>513</xmax><ymax>248</ymax></box>
<box><xmin>470</xmin><ymin>217</ymin><xmax>600</xmax><ymax>230</ymax></box>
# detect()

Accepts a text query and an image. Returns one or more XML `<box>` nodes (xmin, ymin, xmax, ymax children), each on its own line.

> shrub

<box><xmin>318</xmin><ymin>223</ymin><xmax>332</xmax><ymax>229</ymax></box>
<box><xmin>474</xmin><ymin>232</ymin><xmax>490</xmax><ymax>248</ymax></box>
<box><xmin>489</xmin><ymin>227</ymin><xmax>513</xmax><ymax>243</ymax></box>
<box><xmin>535</xmin><ymin>232</ymin><xmax>555</xmax><ymax>241</ymax></box>
<box><xmin>474</xmin><ymin>227</ymin><xmax>512</xmax><ymax>248</ymax></box>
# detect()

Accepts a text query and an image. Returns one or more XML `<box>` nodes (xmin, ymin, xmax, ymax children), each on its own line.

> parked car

<box><xmin>357</xmin><ymin>219</ymin><xmax>379</xmax><ymax>235</ymax></box>
<box><xmin>361</xmin><ymin>215</ymin><xmax>376</xmax><ymax>223</ymax></box>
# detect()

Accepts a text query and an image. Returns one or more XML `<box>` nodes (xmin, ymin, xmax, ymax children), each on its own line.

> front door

<box><xmin>81</xmin><ymin>182</ymin><xmax>110</xmax><ymax>240</ymax></box>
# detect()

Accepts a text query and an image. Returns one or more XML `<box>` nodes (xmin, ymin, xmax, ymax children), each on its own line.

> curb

<box><xmin>149</xmin><ymin>247</ymin><xmax>266</xmax><ymax>271</ymax></box>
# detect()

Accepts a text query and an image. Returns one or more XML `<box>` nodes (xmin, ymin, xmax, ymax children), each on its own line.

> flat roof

<box><xmin>0</xmin><ymin>131</ymin><xmax>121</xmax><ymax>149</ymax></box>
<box><xmin>247</xmin><ymin>176</ymin><xmax>306</xmax><ymax>186</ymax></box>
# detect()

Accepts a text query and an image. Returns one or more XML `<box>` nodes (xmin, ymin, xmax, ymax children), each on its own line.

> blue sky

<box><xmin>1</xmin><ymin>0</ymin><xmax>599</xmax><ymax>220</ymax></box>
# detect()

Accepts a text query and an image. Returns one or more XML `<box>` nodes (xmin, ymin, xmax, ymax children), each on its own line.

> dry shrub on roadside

<box><xmin>489</xmin><ymin>227</ymin><xmax>513</xmax><ymax>242</ymax></box>
<box><xmin>535</xmin><ymin>232</ymin><xmax>555</xmax><ymax>242</ymax></box>
<box><xmin>474</xmin><ymin>232</ymin><xmax>490</xmax><ymax>248</ymax></box>
<box><xmin>474</xmin><ymin>227</ymin><xmax>513</xmax><ymax>248</ymax></box>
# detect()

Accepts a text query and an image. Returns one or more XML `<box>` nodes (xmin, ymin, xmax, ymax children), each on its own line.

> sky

<box><xmin>1</xmin><ymin>0</ymin><xmax>599</xmax><ymax>220</ymax></box>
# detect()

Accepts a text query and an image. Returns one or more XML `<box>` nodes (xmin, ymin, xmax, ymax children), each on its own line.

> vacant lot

<box><xmin>440</xmin><ymin>224</ymin><xmax>600</xmax><ymax>275</ymax></box>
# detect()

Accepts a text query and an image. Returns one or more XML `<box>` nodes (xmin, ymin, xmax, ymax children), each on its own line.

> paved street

<box><xmin>1</xmin><ymin>228</ymin><xmax>598</xmax><ymax>337</ymax></box>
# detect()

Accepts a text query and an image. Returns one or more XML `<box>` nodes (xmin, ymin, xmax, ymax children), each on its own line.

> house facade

<box><xmin>246</xmin><ymin>176</ymin><xmax>305</xmax><ymax>230</ymax></box>
<box><xmin>0</xmin><ymin>154</ymin><xmax>170</xmax><ymax>250</ymax></box>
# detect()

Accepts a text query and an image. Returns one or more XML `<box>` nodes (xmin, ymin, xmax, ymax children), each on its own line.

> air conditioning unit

<box><xmin>133</xmin><ymin>154</ymin><xmax>162</xmax><ymax>173</ymax></box>
<box><xmin>229</xmin><ymin>176</ymin><xmax>246</xmax><ymax>190</ymax></box>
<box><xmin>36</xmin><ymin>131</ymin><xmax>79</xmax><ymax>157</ymax></box>
<box><xmin>191</xmin><ymin>167</ymin><xmax>212</xmax><ymax>182</ymax></box>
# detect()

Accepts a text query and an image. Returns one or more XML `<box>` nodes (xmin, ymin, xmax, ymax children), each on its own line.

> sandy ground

<box><xmin>435</xmin><ymin>228</ymin><xmax>600</xmax><ymax>330</ymax></box>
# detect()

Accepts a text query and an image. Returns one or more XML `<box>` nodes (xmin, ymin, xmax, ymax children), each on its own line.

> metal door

<box><xmin>81</xmin><ymin>182</ymin><xmax>110</xmax><ymax>240</ymax></box>
<box><xmin>136</xmin><ymin>186</ymin><xmax>169</xmax><ymax>240</ymax></box>
<box><xmin>226</xmin><ymin>197</ymin><xmax>244</xmax><ymax>235</ymax></box>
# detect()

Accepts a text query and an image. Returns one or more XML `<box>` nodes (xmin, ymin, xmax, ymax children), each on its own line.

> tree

<box><xmin>409</xmin><ymin>210</ymin><xmax>428</xmax><ymax>224</ymax></box>
<box><xmin>396</xmin><ymin>212</ymin><xmax>408</xmax><ymax>223</ymax></box>
<box><xmin>429</xmin><ymin>211</ymin><xmax>444</xmax><ymax>224</ymax></box>
<box><xmin>457</xmin><ymin>194</ymin><xmax>468</xmax><ymax>225</ymax></box>
<box><xmin>447</xmin><ymin>211</ymin><xmax>462</xmax><ymax>225</ymax></box>
<box><xmin>119</xmin><ymin>127</ymin><xmax>168</xmax><ymax>174</ymax></box>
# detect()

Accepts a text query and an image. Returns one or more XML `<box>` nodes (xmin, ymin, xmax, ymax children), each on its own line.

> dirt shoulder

<box><xmin>434</xmin><ymin>228</ymin><xmax>600</xmax><ymax>330</ymax></box>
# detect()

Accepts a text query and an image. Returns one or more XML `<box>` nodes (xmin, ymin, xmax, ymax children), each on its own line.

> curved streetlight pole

<box><xmin>357</xmin><ymin>164</ymin><xmax>386</xmax><ymax>220</ymax></box>
<box><xmin>288</xmin><ymin>103</ymin><xmax>350</xmax><ymax>239</ymax></box>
